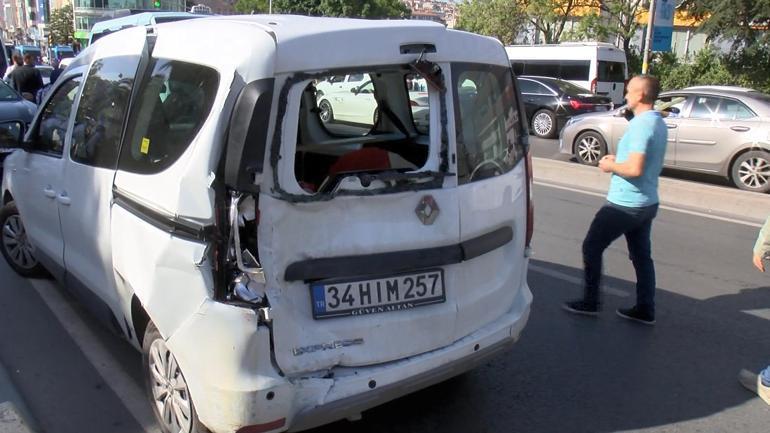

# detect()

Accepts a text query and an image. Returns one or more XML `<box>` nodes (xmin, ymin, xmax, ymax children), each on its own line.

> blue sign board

<box><xmin>652</xmin><ymin>0</ymin><xmax>675</xmax><ymax>52</ymax></box>
<box><xmin>37</xmin><ymin>0</ymin><xmax>48</xmax><ymax>23</ymax></box>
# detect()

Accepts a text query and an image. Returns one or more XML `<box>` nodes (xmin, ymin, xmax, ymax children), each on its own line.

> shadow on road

<box><xmin>311</xmin><ymin>259</ymin><xmax>770</xmax><ymax>433</ymax></box>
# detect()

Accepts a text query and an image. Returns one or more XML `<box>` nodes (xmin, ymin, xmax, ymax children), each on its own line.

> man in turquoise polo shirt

<box><xmin>563</xmin><ymin>75</ymin><xmax>667</xmax><ymax>325</ymax></box>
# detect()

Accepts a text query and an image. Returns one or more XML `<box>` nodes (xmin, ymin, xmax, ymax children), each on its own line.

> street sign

<box><xmin>652</xmin><ymin>0</ymin><xmax>675</xmax><ymax>52</ymax></box>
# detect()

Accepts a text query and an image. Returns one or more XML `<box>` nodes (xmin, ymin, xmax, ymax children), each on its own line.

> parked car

<box><xmin>560</xmin><ymin>86</ymin><xmax>770</xmax><ymax>193</ymax></box>
<box><xmin>316</xmin><ymin>76</ymin><xmax>431</xmax><ymax>134</ymax></box>
<box><xmin>0</xmin><ymin>79</ymin><xmax>38</xmax><ymax>172</ymax></box>
<box><xmin>517</xmin><ymin>75</ymin><xmax>612</xmax><ymax>139</ymax></box>
<box><xmin>0</xmin><ymin>16</ymin><xmax>533</xmax><ymax>433</ymax></box>
<box><xmin>315</xmin><ymin>73</ymin><xmax>369</xmax><ymax>98</ymax></box>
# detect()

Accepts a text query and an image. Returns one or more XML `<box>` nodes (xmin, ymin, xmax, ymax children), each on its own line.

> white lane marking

<box><xmin>742</xmin><ymin>309</ymin><xmax>770</xmax><ymax>321</ymax></box>
<box><xmin>28</xmin><ymin>279</ymin><xmax>161</xmax><ymax>433</ymax></box>
<box><xmin>534</xmin><ymin>180</ymin><xmax>763</xmax><ymax>228</ymax></box>
<box><xmin>529</xmin><ymin>263</ymin><xmax>629</xmax><ymax>298</ymax></box>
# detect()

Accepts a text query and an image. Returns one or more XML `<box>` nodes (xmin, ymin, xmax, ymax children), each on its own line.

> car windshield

<box><xmin>0</xmin><ymin>81</ymin><xmax>20</xmax><ymax>101</ymax></box>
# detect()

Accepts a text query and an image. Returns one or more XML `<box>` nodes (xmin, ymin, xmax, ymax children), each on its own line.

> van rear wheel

<box><xmin>143</xmin><ymin>321</ymin><xmax>210</xmax><ymax>433</ymax></box>
<box><xmin>0</xmin><ymin>201</ymin><xmax>47</xmax><ymax>278</ymax></box>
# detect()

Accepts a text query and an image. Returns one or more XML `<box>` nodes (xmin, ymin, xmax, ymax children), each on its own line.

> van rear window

<box><xmin>292</xmin><ymin>68</ymin><xmax>434</xmax><ymax>195</ymax></box>
<box><xmin>598</xmin><ymin>61</ymin><xmax>625</xmax><ymax>82</ymax></box>
<box><xmin>453</xmin><ymin>63</ymin><xmax>525</xmax><ymax>184</ymax></box>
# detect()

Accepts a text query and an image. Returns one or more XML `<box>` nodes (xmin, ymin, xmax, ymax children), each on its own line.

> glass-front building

<box><xmin>73</xmin><ymin>0</ymin><xmax>186</xmax><ymax>43</ymax></box>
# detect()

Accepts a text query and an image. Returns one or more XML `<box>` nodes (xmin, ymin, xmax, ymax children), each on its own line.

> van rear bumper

<box><xmin>287</xmin><ymin>282</ymin><xmax>532</xmax><ymax>431</ymax></box>
<box><xmin>171</xmin><ymin>282</ymin><xmax>532</xmax><ymax>433</ymax></box>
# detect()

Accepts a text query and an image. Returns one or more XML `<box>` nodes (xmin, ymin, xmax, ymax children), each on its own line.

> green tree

<box><xmin>235</xmin><ymin>0</ymin><xmax>410</xmax><ymax>18</ymax></box>
<box><xmin>49</xmin><ymin>3</ymin><xmax>75</xmax><ymax>46</ymax></box>
<box><xmin>456</xmin><ymin>0</ymin><xmax>528</xmax><ymax>45</ymax></box>
<box><xmin>563</xmin><ymin>0</ymin><xmax>645</xmax><ymax>52</ymax></box>
<box><xmin>523</xmin><ymin>0</ymin><xmax>592</xmax><ymax>44</ymax></box>
<box><xmin>234</xmin><ymin>0</ymin><xmax>270</xmax><ymax>13</ymax></box>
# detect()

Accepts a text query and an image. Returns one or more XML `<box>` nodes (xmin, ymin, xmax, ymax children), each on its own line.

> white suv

<box><xmin>0</xmin><ymin>16</ymin><xmax>533</xmax><ymax>433</ymax></box>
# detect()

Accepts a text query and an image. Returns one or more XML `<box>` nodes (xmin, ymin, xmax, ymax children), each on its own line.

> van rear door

<box><xmin>595</xmin><ymin>54</ymin><xmax>627</xmax><ymax>105</ymax></box>
<box><xmin>261</xmin><ymin>67</ymin><xmax>462</xmax><ymax>376</ymax></box>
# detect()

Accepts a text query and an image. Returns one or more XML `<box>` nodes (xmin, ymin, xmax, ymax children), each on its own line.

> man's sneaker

<box><xmin>562</xmin><ymin>300</ymin><xmax>600</xmax><ymax>316</ymax></box>
<box><xmin>616</xmin><ymin>306</ymin><xmax>655</xmax><ymax>325</ymax></box>
<box><xmin>738</xmin><ymin>369</ymin><xmax>770</xmax><ymax>405</ymax></box>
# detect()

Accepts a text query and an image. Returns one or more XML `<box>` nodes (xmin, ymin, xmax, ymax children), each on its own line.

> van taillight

<box><xmin>525</xmin><ymin>150</ymin><xmax>534</xmax><ymax>248</ymax></box>
<box><xmin>590</xmin><ymin>77</ymin><xmax>598</xmax><ymax>93</ymax></box>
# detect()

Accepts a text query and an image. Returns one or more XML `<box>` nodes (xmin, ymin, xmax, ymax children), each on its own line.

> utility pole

<box><xmin>642</xmin><ymin>0</ymin><xmax>657</xmax><ymax>74</ymax></box>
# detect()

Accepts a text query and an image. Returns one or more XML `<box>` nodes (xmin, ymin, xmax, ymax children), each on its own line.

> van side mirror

<box><xmin>224</xmin><ymin>78</ymin><xmax>274</xmax><ymax>193</ymax></box>
<box><xmin>0</xmin><ymin>121</ymin><xmax>25</xmax><ymax>150</ymax></box>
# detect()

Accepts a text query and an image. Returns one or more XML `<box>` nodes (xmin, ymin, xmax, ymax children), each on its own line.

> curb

<box><xmin>0</xmin><ymin>361</ymin><xmax>37</xmax><ymax>433</ymax></box>
<box><xmin>532</xmin><ymin>157</ymin><xmax>770</xmax><ymax>226</ymax></box>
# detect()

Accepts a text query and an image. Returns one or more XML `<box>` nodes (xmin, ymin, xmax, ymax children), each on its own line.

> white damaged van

<box><xmin>0</xmin><ymin>16</ymin><xmax>533</xmax><ymax>433</ymax></box>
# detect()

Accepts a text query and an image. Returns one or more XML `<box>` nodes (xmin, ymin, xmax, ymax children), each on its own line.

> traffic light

<box><xmin>153</xmin><ymin>0</ymin><xmax>161</xmax><ymax>8</ymax></box>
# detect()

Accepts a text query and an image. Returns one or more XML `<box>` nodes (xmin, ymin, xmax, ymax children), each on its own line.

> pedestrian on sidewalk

<box><xmin>562</xmin><ymin>75</ymin><xmax>667</xmax><ymax>325</ymax></box>
<box><xmin>738</xmin><ymin>215</ymin><xmax>770</xmax><ymax>402</ymax></box>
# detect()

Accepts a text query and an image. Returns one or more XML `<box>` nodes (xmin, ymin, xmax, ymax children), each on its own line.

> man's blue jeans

<box><xmin>582</xmin><ymin>202</ymin><xmax>659</xmax><ymax>313</ymax></box>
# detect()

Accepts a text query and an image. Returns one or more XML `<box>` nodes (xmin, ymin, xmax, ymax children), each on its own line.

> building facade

<box><xmin>72</xmin><ymin>0</ymin><xmax>186</xmax><ymax>42</ymax></box>
<box><xmin>402</xmin><ymin>0</ymin><xmax>458</xmax><ymax>28</ymax></box>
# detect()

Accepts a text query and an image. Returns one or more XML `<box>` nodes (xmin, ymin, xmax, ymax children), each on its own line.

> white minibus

<box><xmin>506</xmin><ymin>42</ymin><xmax>628</xmax><ymax>104</ymax></box>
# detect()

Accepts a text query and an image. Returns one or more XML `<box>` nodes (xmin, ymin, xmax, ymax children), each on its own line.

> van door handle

<box><xmin>730</xmin><ymin>126</ymin><xmax>750</xmax><ymax>132</ymax></box>
<box><xmin>666</xmin><ymin>123</ymin><xmax>677</xmax><ymax>129</ymax></box>
<box><xmin>57</xmin><ymin>192</ymin><xmax>71</xmax><ymax>206</ymax></box>
<box><xmin>43</xmin><ymin>187</ymin><xmax>56</xmax><ymax>198</ymax></box>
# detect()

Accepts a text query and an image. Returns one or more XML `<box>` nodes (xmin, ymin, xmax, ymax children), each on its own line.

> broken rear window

<box><xmin>292</xmin><ymin>68</ymin><xmax>436</xmax><ymax>196</ymax></box>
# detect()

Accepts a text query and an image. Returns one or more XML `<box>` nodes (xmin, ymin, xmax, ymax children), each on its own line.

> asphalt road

<box><xmin>1</xmin><ymin>182</ymin><xmax>769</xmax><ymax>433</ymax></box>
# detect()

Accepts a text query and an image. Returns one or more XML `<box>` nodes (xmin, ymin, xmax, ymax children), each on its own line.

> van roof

<box><xmin>144</xmin><ymin>15</ymin><xmax>510</xmax><ymax>74</ymax></box>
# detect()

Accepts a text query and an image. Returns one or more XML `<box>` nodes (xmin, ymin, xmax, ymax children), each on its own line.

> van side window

<box><xmin>454</xmin><ymin>64</ymin><xmax>524</xmax><ymax>184</ymax></box>
<box><xmin>523</xmin><ymin>61</ymin><xmax>559</xmax><ymax>78</ymax></box>
<box><xmin>119</xmin><ymin>59</ymin><xmax>219</xmax><ymax>174</ymax></box>
<box><xmin>34</xmin><ymin>77</ymin><xmax>81</xmax><ymax>156</ymax></box>
<box><xmin>70</xmin><ymin>56</ymin><xmax>140</xmax><ymax>169</ymax></box>
<box><xmin>560</xmin><ymin>60</ymin><xmax>590</xmax><ymax>81</ymax></box>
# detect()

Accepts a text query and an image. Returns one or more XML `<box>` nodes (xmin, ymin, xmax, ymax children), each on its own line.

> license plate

<box><xmin>310</xmin><ymin>269</ymin><xmax>445</xmax><ymax>319</ymax></box>
<box><xmin>595</xmin><ymin>106</ymin><xmax>608</xmax><ymax>111</ymax></box>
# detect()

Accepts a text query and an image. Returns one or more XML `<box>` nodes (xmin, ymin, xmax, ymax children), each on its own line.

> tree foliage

<box><xmin>49</xmin><ymin>3</ymin><xmax>75</xmax><ymax>46</ymax></box>
<box><xmin>563</xmin><ymin>0</ymin><xmax>645</xmax><ymax>52</ymax></box>
<box><xmin>522</xmin><ymin>0</ymin><xmax>593</xmax><ymax>44</ymax></box>
<box><xmin>456</xmin><ymin>0</ymin><xmax>528</xmax><ymax>45</ymax></box>
<box><xmin>234</xmin><ymin>0</ymin><xmax>410</xmax><ymax>18</ymax></box>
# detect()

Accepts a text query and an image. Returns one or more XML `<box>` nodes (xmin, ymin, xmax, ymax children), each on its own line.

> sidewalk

<box><xmin>532</xmin><ymin>157</ymin><xmax>770</xmax><ymax>226</ymax></box>
<box><xmin>0</xmin><ymin>360</ymin><xmax>37</xmax><ymax>433</ymax></box>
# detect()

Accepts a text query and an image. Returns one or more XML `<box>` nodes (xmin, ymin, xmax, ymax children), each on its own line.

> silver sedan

<box><xmin>560</xmin><ymin>86</ymin><xmax>770</xmax><ymax>193</ymax></box>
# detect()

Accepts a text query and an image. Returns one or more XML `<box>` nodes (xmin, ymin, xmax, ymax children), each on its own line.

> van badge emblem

<box><xmin>415</xmin><ymin>196</ymin><xmax>439</xmax><ymax>225</ymax></box>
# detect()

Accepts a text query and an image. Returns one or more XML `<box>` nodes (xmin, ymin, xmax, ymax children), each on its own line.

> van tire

<box><xmin>532</xmin><ymin>109</ymin><xmax>556</xmax><ymax>138</ymax></box>
<box><xmin>730</xmin><ymin>150</ymin><xmax>770</xmax><ymax>193</ymax></box>
<box><xmin>0</xmin><ymin>201</ymin><xmax>48</xmax><ymax>278</ymax></box>
<box><xmin>574</xmin><ymin>131</ymin><xmax>607</xmax><ymax>166</ymax></box>
<box><xmin>142</xmin><ymin>322</ymin><xmax>210</xmax><ymax>433</ymax></box>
